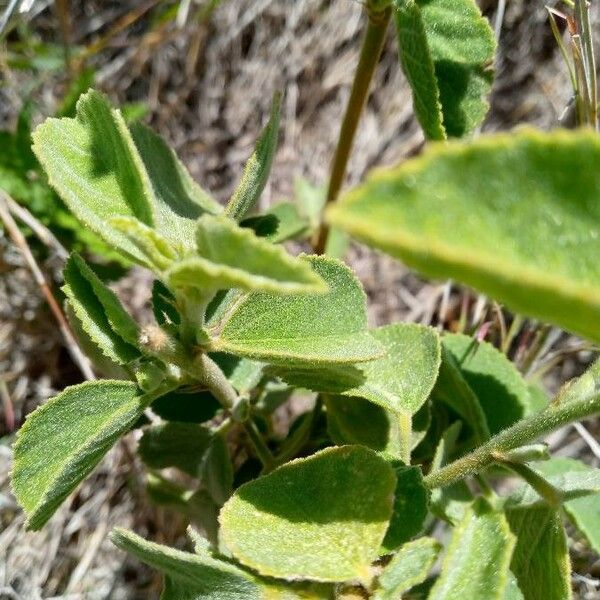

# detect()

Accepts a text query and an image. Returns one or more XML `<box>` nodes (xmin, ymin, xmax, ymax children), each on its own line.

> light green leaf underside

<box><xmin>225</xmin><ymin>93</ymin><xmax>281</xmax><ymax>221</ymax></box>
<box><xmin>31</xmin><ymin>90</ymin><xmax>156</xmax><ymax>265</ymax></box>
<box><xmin>219</xmin><ymin>446</ymin><xmax>396</xmax><ymax>582</ymax></box>
<box><xmin>512</xmin><ymin>458</ymin><xmax>600</xmax><ymax>554</ymax></box>
<box><xmin>167</xmin><ymin>215</ymin><xmax>326</xmax><ymax>294</ymax></box>
<box><xmin>507</xmin><ymin>459</ymin><xmax>600</xmax><ymax>508</ymax></box>
<box><xmin>214</xmin><ymin>255</ymin><xmax>384</xmax><ymax>365</ymax></box>
<box><xmin>506</xmin><ymin>506</ymin><xmax>572</xmax><ymax>600</ymax></box>
<box><xmin>129</xmin><ymin>121</ymin><xmax>221</xmax><ymax>245</ymax></box>
<box><xmin>443</xmin><ymin>334</ymin><xmax>541</xmax><ymax>434</ymax></box>
<box><xmin>12</xmin><ymin>381</ymin><xmax>145</xmax><ymax>530</ymax></box>
<box><xmin>373</xmin><ymin>537</ymin><xmax>440</xmax><ymax>600</ymax></box>
<box><xmin>328</xmin><ymin>130</ymin><xmax>600</xmax><ymax>344</ymax></box>
<box><xmin>111</xmin><ymin>528</ymin><xmax>261</xmax><ymax>600</ymax></box>
<box><xmin>109</xmin><ymin>216</ymin><xmax>179</xmax><ymax>272</ymax></box>
<box><xmin>273</xmin><ymin>323</ymin><xmax>441</xmax><ymax>414</ymax></box>
<box><xmin>394</xmin><ymin>0</ymin><xmax>495</xmax><ymax>139</ymax></box>
<box><xmin>63</xmin><ymin>254</ymin><xmax>140</xmax><ymax>365</ymax></box>
<box><xmin>428</xmin><ymin>499</ymin><xmax>516</xmax><ymax>600</ymax></box>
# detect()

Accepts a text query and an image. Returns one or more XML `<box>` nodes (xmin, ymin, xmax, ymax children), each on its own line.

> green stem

<box><xmin>245</xmin><ymin>418</ymin><xmax>275</xmax><ymax>471</ymax></box>
<box><xmin>314</xmin><ymin>2</ymin><xmax>391</xmax><ymax>254</ymax></box>
<box><xmin>424</xmin><ymin>382</ymin><xmax>600</xmax><ymax>490</ymax></box>
<box><xmin>502</xmin><ymin>461</ymin><xmax>563</xmax><ymax>507</ymax></box>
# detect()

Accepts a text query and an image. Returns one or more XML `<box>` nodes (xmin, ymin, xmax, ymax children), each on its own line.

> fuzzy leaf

<box><xmin>507</xmin><ymin>463</ymin><xmax>600</xmax><ymax>508</ymax></box>
<box><xmin>109</xmin><ymin>216</ymin><xmax>179</xmax><ymax>271</ymax></box>
<box><xmin>443</xmin><ymin>334</ymin><xmax>541</xmax><ymax>434</ymax></box>
<box><xmin>167</xmin><ymin>215</ymin><xmax>326</xmax><ymax>294</ymax></box>
<box><xmin>507</xmin><ymin>458</ymin><xmax>600</xmax><ymax>554</ymax></box>
<box><xmin>31</xmin><ymin>90</ymin><xmax>156</xmax><ymax>265</ymax></box>
<box><xmin>129</xmin><ymin>121</ymin><xmax>221</xmax><ymax>246</ymax></box>
<box><xmin>111</xmin><ymin>528</ymin><xmax>261</xmax><ymax>600</ymax></box>
<box><xmin>213</xmin><ymin>256</ymin><xmax>384</xmax><ymax>365</ymax></box>
<box><xmin>382</xmin><ymin>463</ymin><xmax>429</xmax><ymax>552</ymax></box>
<box><xmin>428</xmin><ymin>345</ymin><xmax>490</xmax><ymax>443</ymax></box>
<box><xmin>225</xmin><ymin>94</ymin><xmax>281</xmax><ymax>220</ymax></box>
<box><xmin>265</xmin><ymin>202</ymin><xmax>309</xmax><ymax>242</ymax></box>
<box><xmin>12</xmin><ymin>381</ymin><xmax>146</xmax><ymax>530</ymax></box>
<box><xmin>63</xmin><ymin>254</ymin><xmax>140</xmax><ymax>365</ymax></box>
<box><xmin>326</xmin><ymin>396</ymin><xmax>410</xmax><ymax>460</ymax></box>
<box><xmin>428</xmin><ymin>499</ymin><xmax>516</xmax><ymax>600</ymax></box>
<box><xmin>328</xmin><ymin>130</ymin><xmax>600</xmax><ymax>344</ymax></box>
<box><xmin>373</xmin><ymin>537</ymin><xmax>440</xmax><ymax>600</ymax></box>
<box><xmin>394</xmin><ymin>0</ymin><xmax>495</xmax><ymax>139</ymax></box>
<box><xmin>272</xmin><ymin>323</ymin><xmax>441</xmax><ymax>414</ymax></box>
<box><xmin>506</xmin><ymin>506</ymin><xmax>571</xmax><ymax>600</ymax></box>
<box><xmin>219</xmin><ymin>446</ymin><xmax>396</xmax><ymax>582</ymax></box>
<box><xmin>138</xmin><ymin>423</ymin><xmax>213</xmax><ymax>477</ymax></box>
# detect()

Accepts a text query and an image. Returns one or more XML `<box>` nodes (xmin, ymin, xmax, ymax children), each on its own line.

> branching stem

<box><xmin>425</xmin><ymin>383</ymin><xmax>600</xmax><ymax>490</ymax></box>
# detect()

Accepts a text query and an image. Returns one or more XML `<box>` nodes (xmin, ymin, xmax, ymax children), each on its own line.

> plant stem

<box><xmin>502</xmin><ymin>462</ymin><xmax>563</xmax><ymax>507</ymax></box>
<box><xmin>313</xmin><ymin>2</ymin><xmax>391</xmax><ymax>254</ymax></box>
<box><xmin>245</xmin><ymin>418</ymin><xmax>275</xmax><ymax>471</ymax></box>
<box><xmin>424</xmin><ymin>372</ymin><xmax>600</xmax><ymax>490</ymax></box>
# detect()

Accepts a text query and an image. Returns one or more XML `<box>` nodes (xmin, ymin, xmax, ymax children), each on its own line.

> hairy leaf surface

<box><xmin>373</xmin><ymin>537</ymin><xmax>440</xmax><ymax>600</ymax></box>
<box><xmin>219</xmin><ymin>446</ymin><xmax>396</xmax><ymax>582</ymax></box>
<box><xmin>273</xmin><ymin>323</ymin><xmax>440</xmax><ymax>414</ymax></box>
<box><xmin>506</xmin><ymin>506</ymin><xmax>571</xmax><ymax>600</ymax></box>
<box><xmin>214</xmin><ymin>256</ymin><xmax>383</xmax><ymax>365</ymax></box>
<box><xmin>428</xmin><ymin>499</ymin><xmax>515</xmax><ymax>599</ymax></box>
<box><xmin>31</xmin><ymin>90</ymin><xmax>156</xmax><ymax>264</ymax></box>
<box><xmin>443</xmin><ymin>334</ymin><xmax>541</xmax><ymax>433</ymax></box>
<box><xmin>13</xmin><ymin>381</ymin><xmax>146</xmax><ymax>530</ymax></box>
<box><xmin>394</xmin><ymin>0</ymin><xmax>495</xmax><ymax>139</ymax></box>
<box><xmin>167</xmin><ymin>215</ymin><xmax>325</xmax><ymax>294</ymax></box>
<box><xmin>328</xmin><ymin>130</ymin><xmax>600</xmax><ymax>343</ymax></box>
<box><xmin>63</xmin><ymin>253</ymin><xmax>140</xmax><ymax>365</ymax></box>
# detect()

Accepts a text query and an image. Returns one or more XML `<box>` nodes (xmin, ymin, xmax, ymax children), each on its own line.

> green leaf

<box><xmin>506</xmin><ymin>506</ymin><xmax>571</xmax><ymax>600</ymax></box>
<box><xmin>129</xmin><ymin>121</ymin><xmax>221</xmax><ymax>246</ymax></box>
<box><xmin>213</xmin><ymin>256</ymin><xmax>384</xmax><ymax>365</ymax></box>
<box><xmin>138</xmin><ymin>423</ymin><xmax>213</xmax><ymax>477</ymax></box>
<box><xmin>328</xmin><ymin>130</ymin><xmax>600</xmax><ymax>344</ymax></box>
<box><xmin>167</xmin><ymin>215</ymin><xmax>326</xmax><ymax>294</ymax></box>
<box><xmin>63</xmin><ymin>254</ymin><xmax>140</xmax><ymax>365</ymax></box>
<box><xmin>382</xmin><ymin>463</ymin><xmax>429</xmax><ymax>552</ymax></box>
<box><xmin>325</xmin><ymin>396</ymin><xmax>409</xmax><ymax>460</ymax></box>
<box><xmin>111</xmin><ymin>528</ymin><xmax>261</xmax><ymax>600</ymax></box>
<box><xmin>199</xmin><ymin>434</ymin><xmax>234</xmax><ymax>506</ymax></box>
<box><xmin>219</xmin><ymin>446</ymin><xmax>396</xmax><ymax>582</ymax></box>
<box><xmin>12</xmin><ymin>381</ymin><xmax>147</xmax><ymax>530</ymax></box>
<box><xmin>265</xmin><ymin>202</ymin><xmax>309</xmax><ymax>243</ymax></box>
<box><xmin>273</xmin><ymin>323</ymin><xmax>441</xmax><ymax>414</ymax></box>
<box><xmin>443</xmin><ymin>334</ymin><xmax>541</xmax><ymax>434</ymax></box>
<box><xmin>394</xmin><ymin>0</ymin><xmax>495</xmax><ymax>139</ymax></box>
<box><xmin>503</xmin><ymin>573</ymin><xmax>525</xmax><ymax>600</ymax></box>
<box><xmin>429</xmin><ymin>423</ymin><xmax>474</xmax><ymax>524</ymax></box>
<box><xmin>212</xmin><ymin>353</ymin><xmax>264</xmax><ymax>394</ymax></box>
<box><xmin>428</xmin><ymin>499</ymin><xmax>516</xmax><ymax>600</ymax></box>
<box><xmin>152</xmin><ymin>279</ymin><xmax>181</xmax><ymax>328</ymax></box>
<box><xmin>31</xmin><ymin>90</ymin><xmax>156</xmax><ymax>265</ymax></box>
<box><xmin>373</xmin><ymin>537</ymin><xmax>440</xmax><ymax>600</ymax></box>
<box><xmin>506</xmin><ymin>458</ymin><xmax>600</xmax><ymax>508</ymax></box>
<box><xmin>430</xmin><ymin>346</ymin><xmax>490</xmax><ymax>443</ymax></box>
<box><xmin>109</xmin><ymin>216</ymin><xmax>179</xmax><ymax>271</ymax></box>
<box><xmin>151</xmin><ymin>389</ymin><xmax>221</xmax><ymax>423</ymax></box>
<box><xmin>225</xmin><ymin>93</ymin><xmax>281</xmax><ymax>220</ymax></box>
<box><xmin>507</xmin><ymin>458</ymin><xmax>600</xmax><ymax>554</ymax></box>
